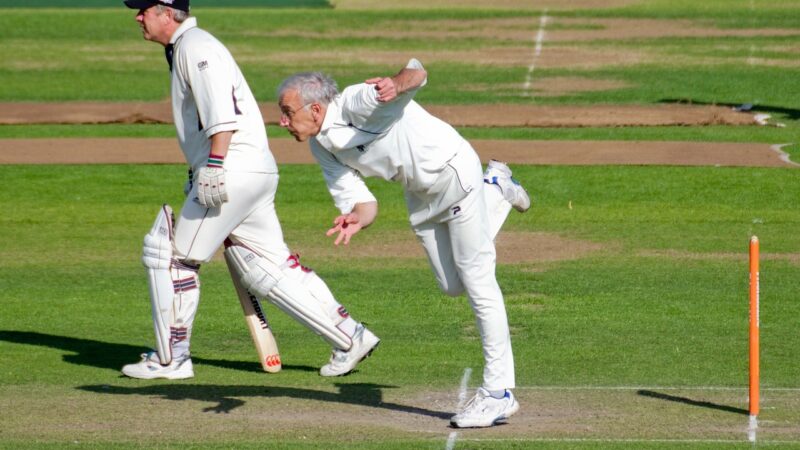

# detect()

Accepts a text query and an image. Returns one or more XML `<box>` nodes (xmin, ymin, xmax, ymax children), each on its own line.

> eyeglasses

<box><xmin>280</xmin><ymin>102</ymin><xmax>314</xmax><ymax>121</ymax></box>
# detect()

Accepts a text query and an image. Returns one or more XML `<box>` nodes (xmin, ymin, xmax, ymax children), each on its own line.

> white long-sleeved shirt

<box><xmin>170</xmin><ymin>18</ymin><xmax>276</xmax><ymax>173</ymax></box>
<box><xmin>310</xmin><ymin>59</ymin><xmax>474</xmax><ymax>217</ymax></box>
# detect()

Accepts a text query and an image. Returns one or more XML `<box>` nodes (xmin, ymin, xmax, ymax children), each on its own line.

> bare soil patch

<box><xmin>2</xmin><ymin>137</ymin><xmax>791</xmax><ymax>168</ymax></box>
<box><xmin>0</xmin><ymin>102</ymin><xmax>760</xmax><ymax>127</ymax></box>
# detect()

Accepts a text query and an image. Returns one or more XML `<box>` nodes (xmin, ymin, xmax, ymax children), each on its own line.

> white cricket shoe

<box><xmin>121</xmin><ymin>351</ymin><xmax>194</xmax><ymax>380</ymax></box>
<box><xmin>319</xmin><ymin>324</ymin><xmax>380</xmax><ymax>377</ymax></box>
<box><xmin>450</xmin><ymin>388</ymin><xmax>520</xmax><ymax>428</ymax></box>
<box><xmin>484</xmin><ymin>159</ymin><xmax>531</xmax><ymax>212</ymax></box>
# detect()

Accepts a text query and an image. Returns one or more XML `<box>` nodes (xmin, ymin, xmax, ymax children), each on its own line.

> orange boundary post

<box><xmin>749</xmin><ymin>236</ymin><xmax>760</xmax><ymax>421</ymax></box>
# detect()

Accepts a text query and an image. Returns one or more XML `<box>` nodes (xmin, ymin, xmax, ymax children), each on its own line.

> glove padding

<box><xmin>196</xmin><ymin>166</ymin><xmax>228</xmax><ymax>208</ymax></box>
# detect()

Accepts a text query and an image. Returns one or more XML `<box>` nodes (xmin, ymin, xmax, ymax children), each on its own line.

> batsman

<box><xmin>120</xmin><ymin>0</ymin><xmax>379</xmax><ymax>380</ymax></box>
<box><xmin>277</xmin><ymin>59</ymin><xmax>530</xmax><ymax>427</ymax></box>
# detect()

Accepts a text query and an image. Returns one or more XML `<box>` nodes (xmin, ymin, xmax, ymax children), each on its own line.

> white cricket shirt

<box><xmin>169</xmin><ymin>18</ymin><xmax>276</xmax><ymax>173</ymax></box>
<box><xmin>310</xmin><ymin>59</ymin><xmax>472</xmax><ymax>215</ymax></box>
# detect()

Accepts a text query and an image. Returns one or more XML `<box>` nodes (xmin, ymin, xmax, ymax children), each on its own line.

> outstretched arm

<box><xmin>326</xmin><ymin>201</ymin><xmax>379</xmax><ymax>246</ymax></box>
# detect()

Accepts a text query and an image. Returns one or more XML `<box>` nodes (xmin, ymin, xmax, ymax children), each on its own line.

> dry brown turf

<box><xmin>0</xmin><ymin>101</ymin><xmax>791</xmax><ymax>168</ymax></box>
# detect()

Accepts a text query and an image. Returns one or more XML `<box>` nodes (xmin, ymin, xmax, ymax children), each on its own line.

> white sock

<box><xmin>338</xmin><ymin>317</ymin><xmax>359</xmax><ymax>338</ymax></box>
<box><xmin>487</xmin><ymin>389</ymin><xmax>507</xmax><ymax>399</ymax></box>
<box><xmin>172</xmin><ymin>339</ymin><xmax>190</xmax><ymax>361</ymax></box>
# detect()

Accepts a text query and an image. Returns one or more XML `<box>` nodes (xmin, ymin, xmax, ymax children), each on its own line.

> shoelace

<box><xmin>460</xmin><ymin>391</ymin><xmax>489</xmax><ymax>414</ymax></box>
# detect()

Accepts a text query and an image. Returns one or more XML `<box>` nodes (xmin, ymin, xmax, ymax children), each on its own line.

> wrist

<box><xmin>207</xmin><ymin>153</ymin><xmax>225</xmax><ymax>169</ymax></box>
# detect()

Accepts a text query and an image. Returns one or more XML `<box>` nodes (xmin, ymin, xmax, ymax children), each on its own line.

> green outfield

<box><xmin>2</xmin><ymin>164</ymin><xmax>799</xmax><ymax>448</ymax></box>
<box><xmin>1</xmin><ymin>0</ymin><xmax>799</xmax><ymax>448</ymax></box>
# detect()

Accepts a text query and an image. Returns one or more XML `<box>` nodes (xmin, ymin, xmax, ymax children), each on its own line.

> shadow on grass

<box><xmin>660</xmin><ymin>98</ymin><xmax>800</xmax><ymax>121</ymax></box>
<box><xmin>78</xmin><ymin>383</ymin><xmax>451</xmax><ymax>419</ymax></box>
<box><xmin>1</xmin><ymin>330</ymin><xmax>451</xmax><ymax>419</ymax></box>
<box><xmin>637</xmin><ymin>390</ymin><xmax>749</xmax><ymax>416</ymax></box>
<box><xmin>0</xmin><ymin>329</ymin><xmax>316</xmax><ymax>373</ymax></box>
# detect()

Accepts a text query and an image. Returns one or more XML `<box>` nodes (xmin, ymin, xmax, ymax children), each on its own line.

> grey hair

<box><xmin>155</xmin><ymin>4</ymin><xmax>190</xmax><ymax>23</ymax></box>
<box><xmin>277</xmin><ymin>72</ymin><xmax>339</xmax><ymax>106</ymax></box>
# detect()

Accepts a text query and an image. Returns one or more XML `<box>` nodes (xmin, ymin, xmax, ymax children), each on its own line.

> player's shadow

<box><xmin>659</xmin><ymin>98</ymin><xmax>800</xmax><ymax>121</ymax></box>
<box><xmin>0</xmin><ymin>329</ymin><xmax>315</xmax><ymax>373</ymax></box>
<box><xmin>637</xmin><ymin>390</ymin><xmax>749</xmax><ymax>416</ymax></box>
<box><xmin>78</xmin><ymin>382</ymin><xmax>450</xmax><ymax>418</ymax></box>
<box><xmin>0</xmin><ymin>330</ymin><xmax>451</xmax><ymax>419</ymax></box>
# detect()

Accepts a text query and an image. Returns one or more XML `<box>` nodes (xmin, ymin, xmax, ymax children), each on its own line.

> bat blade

<box><xmin>225</xmin><ymin>253</ymin><xmax>282</xmax><ymax>373</ymax></box>
<box><xmin>240</xmin><ymin>292</ymin><xmax>282</xmax><ymax>373</ymax></box>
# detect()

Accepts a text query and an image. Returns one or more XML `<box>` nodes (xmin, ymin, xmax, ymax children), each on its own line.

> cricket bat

<box><xmin>224</xmin><ymin>252</ymin><xmax>282</xmax><ymax>373</ymax></box>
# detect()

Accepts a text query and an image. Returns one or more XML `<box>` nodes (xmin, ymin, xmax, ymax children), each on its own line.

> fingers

<box><xmin>198</xmin><ymin>190</ymin><xmax>220</xmax><ymax>208</ymax></box>
<box><xmin>334</xmin><ymin>230</ymin><xmax>347</xmax><ymax>246</ymax></box>
<box><xmin>325</xmin><ymin>226</ymin><xmax>348</xmax><ymax>246</ymax></box>
<box><xmin>197</xmin><ymin>184</ymin><xmax>211</xmax><ymax>207</ymax></box>
<box><xmin>326</xmin><ymin>216</ymin><xmax>344</xmax><ymax>241</ymax></box>
<box><xmin>326</xmin><ymin>214</ymin><xmax>360</xmax><ymax>246</ymax></box>
<box><xmin>327</xmin><ymin>216</ymin><xmax>344</xmax><ymax>232</ymax></box>
<box><xmin>326</xmin><ymin>224</ymin><xmax>340</xmax><ymax>237</ymax></box>
<box><xmin>365</xmin><ymin>77</ymin><xmax>397</xmax><ymax>102</ymax></box>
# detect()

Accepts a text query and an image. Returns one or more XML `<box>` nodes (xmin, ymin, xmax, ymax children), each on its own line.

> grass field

<box><xmin>0</xmin><ymin>0</ymin><xmax>799</xmax><ymax>448</ymax></box>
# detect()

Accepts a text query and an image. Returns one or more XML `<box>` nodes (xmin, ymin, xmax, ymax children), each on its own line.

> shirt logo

<box><xmin>356</xmin><ymin>145</ymin><xmax>366</xmax><ymax>153</ymax></box>
<box><xmin>197</xmin><ymin>61</ymin><xmax>208</xmax><ymax>71</ymax></box>
<box><xmin>451</xmin><ymin>206</ymin><xmax>461</xmax><ymax>216</ymax></box>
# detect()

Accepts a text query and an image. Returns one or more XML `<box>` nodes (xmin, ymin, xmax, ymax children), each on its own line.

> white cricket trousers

<box><xmin>168</xmin><ymin>171</ymin><xmax>357</xmax><ymax>352</ymax></box>
<box><xmin>411</xmin><ymin>151</ymin><xmax>516</xmax><ymax>392</ymax></box>
<box><xmin>174</xmin><ymin>171</ymin><xmax>290</xmax><ymax>264</ymax></box>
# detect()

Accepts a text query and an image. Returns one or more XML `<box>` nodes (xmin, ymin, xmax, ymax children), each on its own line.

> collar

<box><xmin>169</xmin><ymin>16</ymin><xmax>197</xmax><ymax>45</ymax></box>
<box><xmin>314</xmin><ymin>95</ymin><xmax>342</xmax><ymax>151</ymax></box>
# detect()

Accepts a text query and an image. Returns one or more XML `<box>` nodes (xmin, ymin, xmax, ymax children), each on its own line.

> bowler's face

<box><xmin>278</xmin><ymin>89</ymin><xmax>321</xmax><ymax>142</ymax></box>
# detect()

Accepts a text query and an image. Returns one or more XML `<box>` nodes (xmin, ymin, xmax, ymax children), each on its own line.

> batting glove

<box><xmin>196</xmin><ymin>154</ymin><xmax>228</xmax><ymax>208</ymax></box>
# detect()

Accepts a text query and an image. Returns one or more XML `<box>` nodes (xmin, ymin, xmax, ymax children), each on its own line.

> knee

<box><xmin>439</xmin><ymin>280</ymin><xmax>466</xmax><ymax>297</ymax></box>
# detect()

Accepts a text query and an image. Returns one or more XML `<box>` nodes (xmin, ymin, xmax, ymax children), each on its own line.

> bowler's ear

<box><xmin>310</xmin><ymin>103</ymin><xmax>323</xmax><ymax>120</ymax></box>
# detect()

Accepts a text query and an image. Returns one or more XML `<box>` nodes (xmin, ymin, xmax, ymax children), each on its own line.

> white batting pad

<box><xmin>224</xmin><ymin>243</ymin><xmax>352</xmax><ymax>350</ymax></box>
<box><xmin>142</xmin><ymin>204</ymin><xmax>174</xmax><ymax>271</ymax></box>
<box><xmin>283</xmin><ymin>254</ymin><xmax>352</xmax><ymax>325</ymax></box>
<box><xmin>141</xmin><ymin>205</ymin><xmax>200</xmax><ymax>364</ymax></box>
